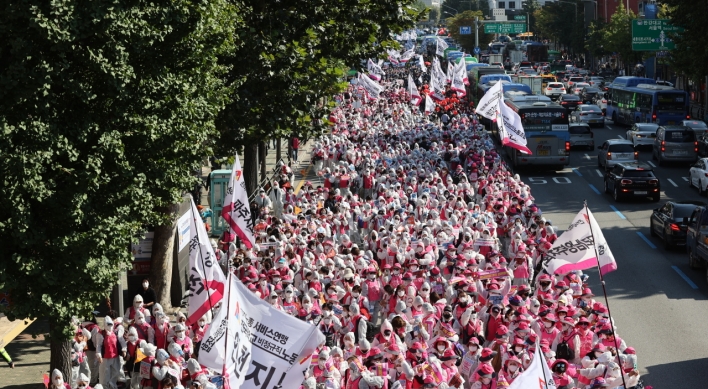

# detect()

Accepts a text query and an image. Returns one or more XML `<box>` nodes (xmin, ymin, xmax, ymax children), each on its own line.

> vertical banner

<box><xmin>221</xmin><ymin>154</ymin><xmax>256</xmax><ymax>248</ymax></box>
<box><xmin>424</xmin><ymin>95</ymin><xmax>435</xmax><ymax>115</ymax></box>
<box><xmin>475</xmin><ymin>80</ymin><xmax>503</xmax><ymax>120</ymax></box>
<box><xmin>187</xmin><ymin>198</ymin><xmax>227</xmax><ymax>326</ymax></box>
<box><xmin>408</xmin><ymin>74</ymin><xmax>422</xmax><ymax>106</ymax></box>
<box><xmin>199</xmin><ymin>277</ymin><xmax>325</xmax><ymax>389</ymax></box>
<box><xmin>436</xmin><ymin>37</ymin><xmax>449</xmax><ymax>57</ymax></box>
<box><xmin>498</xmin><ymin>101</ymin><xmax>532</xmax><ymax>154</ymax></box>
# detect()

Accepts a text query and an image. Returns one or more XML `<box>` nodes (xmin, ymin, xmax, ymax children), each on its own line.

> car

<box><xmin>559</xmin><ymin>94</ymin><xmax>581</xmax><ymax>111</ymax></box>
<box><xmin>571</xmin><ymin>104</ymin><xmax>605</xmax><ymax>128</ymax></box>
<box><xmin>604</xmin><ymin>162</ymin><xmax>660</xmax><ymax>202</ymax></box>
<box><xmin>544</xmin><ymin>82</ymin><xmax>566</xmax><ymax>99</ymax></box>
<box><xmin>689</xmin><ymin>158</ymin><xmax>708</xmax><ymax>195</ymax></box>
<box><xmin>593</xmin><ymin>93</ymin><xmax>607</xmax><ymax>115</ymax></box>
<box><xmin>682</xmin><ymin>120</ymin><xmax>708</xmax><ymax>138</ymax></box>
<box><xmin>650</xmin><ymin>201</ymin><xmax>706</xmax><ymax>248</ymax></box>
<box><xmin>597</xmin><ymin>139</ymin><xmax>638</xmax><ymax>170</ymax></box>
<box><xmin>572</xmin><ymin>82</ymin><xmax>590</xmax><ymax>95</ymax></box>
<box><xmin>652</xmin><ymin>125</ymin><xmax>698</xmax><ymax>166</ymax></box>
<box><xmin>569</xmin><ymin>123</ymin><xmax>594</xmax><ymax>150</ymax></box>
<box><xmin>565</xmin><ymin>76</ymin><xmax>585</xmax><ymax>90</ymax></box>
<box><xmin>580</xmin><ymin>87</ymin><xmax>601</xmax><ymax>104</ymax></box>
<box><xmin>588</xmin><ymin>76</ymin><xmax>604</xmax><ymax>88</ymax></box>
<box><xmin>626</xmin><ymin>123</ymin><xmax>659</xmax><ymax>149</ymax></box>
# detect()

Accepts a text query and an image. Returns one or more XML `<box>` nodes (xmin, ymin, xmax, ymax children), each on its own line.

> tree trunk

<box><xmin>276</xmin><ymin>138</ymin><xmax>282</xmax><ymax>162</ymax></box>
<box><xmin>244</xmin><ymin>142</ymin><xmax>259</xmax><ymax>197</ymax></box>
<box><xmin>49</xmin><ymin>320</ymin><xmax>72</xmax><ymax>383</ymax></box>
<box><xmin>150</xmin><ymin>203</ymin><xmax>179</xmax><ymax>309</ymax></box>
<box><xmin>259</xmin><ymin>141</ymin><xmax>267</xmax><ymax>184</ymax></box>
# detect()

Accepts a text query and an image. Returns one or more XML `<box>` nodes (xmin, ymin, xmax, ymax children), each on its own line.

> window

<box><xmin>509</xmin><ymin>1</ymin><xmax>516</xmax><ymax>8</ymax></box>
<box><xmin>498</xmin><ymin>1</ymin><xmax>505</xmax><ymax>8</ymax></box>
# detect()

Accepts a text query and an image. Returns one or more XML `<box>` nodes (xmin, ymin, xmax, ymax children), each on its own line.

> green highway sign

<box><xmin>631</xmin><ymin>19</ymin><xmax>683</xmax><ymax>51</ymax></box>
<box><xmin>514</xmin><ymin>15</ymin><xmax>526</xmax><ymax>21</ymax></box>
<box><xmin>484</xmin><ymin>23</ymin><xmax>526</xmax><ymax>34</ymax></box>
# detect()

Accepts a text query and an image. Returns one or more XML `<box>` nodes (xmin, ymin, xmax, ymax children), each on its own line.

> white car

<box><xmin>689</xmin><ymin>158</ymin><xmax>708</xmax><ymax>194</ymax></box>
<box><xmin>572</xmin><ymin>82</ymin><xmax>590</xmax><ymax>95</ymax></box>
<box><xmin>544</xmin><ymin>82</ymin><xmax>566</xmax><ymax>99</ymax></box>
<box><xmin>626</xmin><ymin>123</ymin><xmax>659</xmax><ymax>149</ymax></box>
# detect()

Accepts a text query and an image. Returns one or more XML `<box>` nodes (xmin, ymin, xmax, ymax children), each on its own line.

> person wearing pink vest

<box><xmin>94</xmin><ymin>317</ymin><xmax>124</xmax><ymax>389</ymax></box>
<box><xmin>361</xmin><ymin>267</ymin><xmax>382</xmax><ymax>323</ymax></box>
<box><xmin>170</xmin><ymin>324</ymin><xmax>193</xmax><ymax>359</ymax></box>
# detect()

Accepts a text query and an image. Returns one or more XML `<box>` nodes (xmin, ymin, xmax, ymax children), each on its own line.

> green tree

<box><xmin>585</xmin><ymin>20</ymin><xmax>611</xmax><ymax>58</ymax></box>
<box><xmin>521</xmin><ymin>0</ymin><xmax>541</xmax><ymax>35</ymax></box>
<box><xmin>0</xmin><ymin>0</ymin><xmax>239</xmax><ymax>379</ymax></box>
<box><xmin>663</xmin><ymin>0</ymin><xmax>708</xmax><ymax>82</ymax></box>
<box><xmin>446</xmin><ymin>10</ymin><xmax>492</xmax><ymax>53</ymax></box>
<box><xmin>535</xmin><ymin>1</ymin><xmax>584</xmax><ymax>54</ymax></box>
<box><xmin>603</xmin><ymin>3</ymin><xmax>642</xmax><ymax>73</ymax></box>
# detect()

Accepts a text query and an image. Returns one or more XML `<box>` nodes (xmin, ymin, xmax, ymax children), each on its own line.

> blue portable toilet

<box><xmin>209</xmin><ymin>169</ymin><xmax>232</xmax><ymax>237</ymax></box>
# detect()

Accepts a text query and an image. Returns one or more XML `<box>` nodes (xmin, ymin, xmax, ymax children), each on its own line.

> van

<box><xmin>653</xmin><ymin>125</ymin><xmax>698</xmax><ymax>165</ymax></box>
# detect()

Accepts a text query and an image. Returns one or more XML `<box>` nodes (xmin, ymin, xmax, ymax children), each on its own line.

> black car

<box><xmin>604</xmin><ymin>162</ymin><xmax>660</xmax><ymax>202</ymax></box>
<box><xmin>580</xmin><ymin>87</ymin><xmax>602</xmax><ymax>104</ymax></box>
<box><xmin>560</xmin><ymin>94</ymin><xmax>581</xmax><ymax>111</ymax></box>
<box><xmin>650</xmin><ymin>201</ymin><xmax>707</xmax><ymax>249</ymax></box>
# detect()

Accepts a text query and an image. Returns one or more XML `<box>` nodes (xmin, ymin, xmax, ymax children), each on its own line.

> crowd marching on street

<box><xmin>58</xmin><ymin>40</ymin><xmax>647</xmax><ymax>389</ymax></box>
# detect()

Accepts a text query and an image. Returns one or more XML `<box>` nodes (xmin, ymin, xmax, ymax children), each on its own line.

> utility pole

<box><xmin>475</xmin><ymin>17</ymin><xmax>480</xmax><ymax>60</ymax></box>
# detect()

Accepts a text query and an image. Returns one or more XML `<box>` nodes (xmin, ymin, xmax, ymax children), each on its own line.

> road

<box><xmin>508</xmin><ymin>120</ymin><xmax>708</xmax><ymax>388</ymax></box>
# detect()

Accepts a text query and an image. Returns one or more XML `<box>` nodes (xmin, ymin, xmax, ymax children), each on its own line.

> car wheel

<box><xmin>689</xmin><ymin>248</ymin><xmax>702</xmax><ymax>270</ymax></box>
<box><xmin>613</xmin><ymin>187</ymin><xmax>621</xmax><ymax>202</ymax></box>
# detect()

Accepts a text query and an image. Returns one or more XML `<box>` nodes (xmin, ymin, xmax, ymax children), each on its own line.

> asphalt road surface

<box><xmin>504</xmin><ymin>119</ymin><xmax>708</xmax><ymax>388</ymax></box>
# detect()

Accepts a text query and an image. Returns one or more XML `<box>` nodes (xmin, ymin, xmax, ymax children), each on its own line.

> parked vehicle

<box><xmin>651</xmin><ymin>201</ymin><xmax>705</xmax><ymax>248</ymax></box>
<box><xmin>603</xmin><ymin>162</ymin><xmax>660</xmax><ymax>202</ymax></box>
<box><xmin>652</xmin><ymin>125</ymin><xmax>698</xmax><ymax>166</ymax></box>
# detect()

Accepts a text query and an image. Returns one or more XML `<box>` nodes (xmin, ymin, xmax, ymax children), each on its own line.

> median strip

<box><xmin>588</xmin><ymin>184</ymin><xmax>601</xmax><ymax>194</ymax></box>
<box><xmin>672</xmin><ymin>266</ymin><xmax>699</xmax><ymax>289</ymax></box>
<box><xmin>609</xmin><ymin>205</ymin><xmax>626</xmax><ymax>220</ymax></box>
<box><xmin>636</xmin><ymin>231</ymin><xmax>657</xmax><ymax>249</ymax></box>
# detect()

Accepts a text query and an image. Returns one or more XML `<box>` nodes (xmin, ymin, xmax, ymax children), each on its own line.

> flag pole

<box><xmin>190</xmin><ymin>196</ymin><xmax>215</xmax><ymax>319</ymax></box>
<box><xmin>583</xmin><ymin>200</ymin><xmax>628</xmax><ymax>389</ymax></box>
<box><xmin>537</xmin><ymin>340</ymin><xmax>551</xmax><ymax>387</ymax></box>
<box><xmin>221</xmin><ymin>264</ymin><xmax>233</xmax><ymax>389</ymax></box>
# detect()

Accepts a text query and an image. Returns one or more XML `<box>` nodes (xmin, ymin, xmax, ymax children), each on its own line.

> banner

<box><xmin>451</xmin><ymin>60</ymin><xmax>467</xmax><ymax>95</ymax></box>
<box><xmin>498</xmin><ymin>101</ymin><xmax>532</xmax><ymax>154</ymax></box>
<box><xmin>475</xmin><ymin>81</ymin><xmax>503</xmax><ymax>120</ymax></box>
<box><xmin>187</xmin><ymin>198</ymin><xmax>227</xmax><ymax>326</ymax></box>
<box><xmin>199</xmin><ymin>277</ymin><xmax>325</xmax><ymax>389</ymax></box>
<box><xmin>222</xmin><ymin>154</ymin><xmax>256</xmax><ymax>249</ymax></box>
<box><xmin>476</xmin><ymin>268</ymin><xmax>512</xmax><ymax>280</ymax></box>
<box><xmin>424</xmin><ymin>94</ymin><xmax>435</xmax><ymax>115</ymax></box>
<box><xmin>400</xmin><ymin>49</ymin><xmax>415</xmax><ymax>63</ymax></box>
<box><xmin>544</xmin><ymin>208</ymin><xmax>618</xmax><ymax>276</ymax></box>
<box><xmin>408</xmin><ymin>74</ymin><xmax>422</xmax><ymax>106</ymax></box>
<box><xmin>436</xmin><ymin>37</ymin><xmax>449</xmax><ymax>57</ymax></box>
<box><xmin>507</xmin><ymin>342</ymin><xmax>556</xmax><ymax>389</ymax></box>
<box><xmin>358</xmin><ymin>73</ymin><xmax>384</xmax><ymax>100</ymax></box>
<box><xmin>430</xmin><ymin>58</ymin><xmax>446</xmax><ymax>102</ymax></box>
<box><xmin>367</xmin><ymin>59</ymin><xmax>384</xmax><ymax>81</ymax></box>
<box><xmin>446</xmin><ymin>61</ymin><xmax>454</xmax><ymax>84</ymax></box>
<box><xmin>418</xmin><ymin>56</ymin><xmax>427</xmax><ymax>73</ymax></box>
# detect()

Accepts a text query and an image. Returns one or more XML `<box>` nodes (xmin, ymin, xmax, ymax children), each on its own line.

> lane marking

<box><xmin>682</xmin><ymin>177</ymin><xmax>689</xmax><ymax>182</ymax></box>
<box><xmin>294</xmin><ymin>164</ymin><xmax>313</xmax><ymax>195</ymax></box>
<box><xmin>646</xmin><ymin>161</ymin><xmax>656</xmax><ymax>167</ymax></box>
<box><xmin>595</xmin><ymin>169</ymin><xmax>604</xmax><ymax>177</ymax></box>
<box><xmin>609</xmin><ymin>205</ymin><xmax>626</xmax><ymax>220</ymax></box>
<box><xmin>667</xmin><ymin>179</ymin><xmax>678</xmax><ymax>187</ymax></box>
<box><xmin>583</xmin><ymin>153</ymin><xmax>591</xmax><ymax>160</ymax></box>
<box><xmin>617</xmin><ymin>135</ymin><xmax>624</xmax><ymax>139</ymax></box>
<box><xmin>672</xmin><ymin>265</ymin><xmax>699</xmax><ymax>289</ymax></box>
<box><xmin>636</xmin><ymin>231</ymin><xmax>657</xmax><ymax>249</ymax></box>
<box><xmin>589</xmin><ymin>184</ymin><xmax>601</xmax><ymax>194</ymax></box>
<box><xmin>573</xmin><ymin>168</ymin><xmax>583</xmax><ymax>176</ymax></box>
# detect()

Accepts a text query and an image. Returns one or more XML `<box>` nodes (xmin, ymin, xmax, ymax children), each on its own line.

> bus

<box><xmin>496</xmin><ymin>95</ymin><xmax>571</xmax><ymax>169</ymax></box>
<box><xmin>605</xmin><ymin>77</ymin><xmax>689</xmax><ymax>125</ymax></box>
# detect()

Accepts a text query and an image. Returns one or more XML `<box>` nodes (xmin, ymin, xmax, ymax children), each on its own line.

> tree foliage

<box><xmin>535</xmin><ymin>1</ymin><xmax>584</xmax><ymax>53</ymax></box>
<box><xmin>0</xmin><ymin>0</ymin><xmax>238</xmax><ymax>368</ymax></box>
<box><xmin>585</xmin><ymin>20</ymin><xmax>610</xmax><ymax>58</ymax></box>
<box><xmin>663</xmin><ymin>0</ymin><xmax>708</xmax><ymax>81</ymax></box>
<box><xmin>446</xmin><ymin>10</ymin><xmax>492</xmax><ymax>53</ymax></box>
<box><xmin>602</xmin><ymin>3</ymin><xmax>642</xmax><ymax>69</ymax></box>
<box><xmin>521</xmin><ymin>0</ymin><xmax>541</xmax><ymax>34</ymax></box>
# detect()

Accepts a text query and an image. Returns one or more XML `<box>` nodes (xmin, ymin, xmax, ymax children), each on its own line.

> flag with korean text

<box><xmin>544</xmin><ymin>208</ymin><xmax>618</xmax><ymax>275</ymax></box>
<box><xmin>199</xmin><ymin>276</ymin><xmax>325</xmax><ymax>389</ymax></box>
<box><xmin>475</xmin><ymin>80</ymin><xmax>503</xmax><ymax>120</ymax></box>
<box><xmin>424</xmin><ymin>95</ymin><xmax>435</xmax><ymax>115</ymax></box>
<box><xmin>451</xmin><ymin>59</ymin><xmax>467</xmax><ymax>96</ymax></box>
<box><xmin>408</xmin><ymin>74</ymin><xmax>422</xmax><ymax>106</ymax></box>
<box><xmin>187</xmin><ymin>198</ymin><xmax>227</xmax><ymax>326</ymax></box>
<box><xmin>367</xmin><ymin>59</ymin><xmax>383</xmax><ymax>81</ymax></box>
<box><xmin>358</xmin><ymin>73</ymin><xmax>384</xmax><ymax>100</ymax></box>
<box><xmin>436</xmin><ymin>37</ymin><xmax>449</xmax><ymax>57</ymax></box>
<box><xmin>429</xmin><ymin>58</ymin><xmax>446</xmax><ymax>101</ymax></box>
<box><xmin>507</xmin><ymin>342</ymin><xmax>556</xmax><ymax>389</ymax></box>
<box><xmin>497</xmin><ymin>100</ymin><xmax>532</xmax><ymax>154</ymax></box>
<box><xmin>447</xmin><ymin>61</ymin><xmax>454</xmax><ymax>84</ymax></box>
<box><xmin>400</xmin><ymin>48</ymin><xmax>415</xmax><ymax>63</ymax></box>
<box><xmin>222</xmin><ymin>154</ymin><xmax>256</xmax><ymax>249</ymax></box>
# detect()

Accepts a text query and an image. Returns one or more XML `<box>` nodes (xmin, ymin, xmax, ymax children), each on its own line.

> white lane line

<box><xmin>667</xmin><ymin>179</ymin><xmax>678</xmax><ymax>187</ymax></box>
<box><xmin>683</xmin><ymin>177</ymin><xmax>690</xmax><ymax>182</ymax></box>
<box><xmin>646</xmin><ymin>161</ymin><xmax>656</xmax><ymax>167</ymax></box>
<box><xmin>583</xmin><ymin>153</ymin><xmax>591</xmax><ymax>160</ymax></box>
<box><xmin>595</xmin><ymin>169</ymin><xmax>604</xmax><ymax>177</ymax></box>
<box><xmin>617</xmin><ymin>135</ymin><xmax>624</xmax><ymax>139</ymax></box>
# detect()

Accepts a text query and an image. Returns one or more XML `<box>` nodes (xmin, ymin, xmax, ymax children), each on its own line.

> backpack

<box><xmin>355</xmin><ymin>316</ymin><xmax>379</xmax><ymax>343</ymax></box>
<box><xmin>556</xmin><ymin>333</ymin><xmax>575</xmax><ymax>360</ymax></box>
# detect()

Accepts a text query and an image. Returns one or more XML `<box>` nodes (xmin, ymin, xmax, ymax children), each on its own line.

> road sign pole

<box><xmin>475</xmin><ymin>17</ymin><xmax>479</xmax><ymax>60</ymax></box>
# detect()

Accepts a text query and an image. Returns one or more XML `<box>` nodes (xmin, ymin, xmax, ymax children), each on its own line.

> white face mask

<box><xmin>135</xmin><ymin>316</ymin><xmax>144</xmax><ymax>325</ymax></box>
<box><xmin>437</xmin><ymin>345</ymin><xmax>446</xmax><ymax>352</ymax></box>
<box><xmin>54</xmin><ymin>377</ymin><xmax>64</xmax><ymax>385</ymax></box>
<box><xmin>398</xmin><ymin>291</ymin><xmax>405</xmax><ymax>297</ymax></box>
<box><xmin>352</xmin><ymin>292</ymin><xmax>360</xmax><ymax>298</ymax></box>
<box><xmin>128</xmin><ymin>335</ymin><xmax>137</xmax><ymax>342</ymax></box>
<box><xmin>368</xmin><ymin>274</ymin><xmax>376</xmax><ymax>280</ymax></box>
<box><xmin>198</xmin><ymin>320</ymin><xmax>206</xmax><ymax>327</ymax></box>
<box><xmin>323</xmin><ymin>311</ymin><xmax>332</xmax><ymax>317</ymax></box>
<box><xmin>481</xmin><ymin>377</ymin><xmax>492</xmax><ymax>385</ymax></box>
<box><xmin>469</xmin><ymin>346</ymin><xmax>478</xmax><ymax>353</ymax></box>
<box><xmin>176</xmin><ymin>331</ymin><xmax>185</xmax><ymax>340</ymax></box>
<box><xmin>142</xmin><ymin>282</ymin><xmax>149</xmax><ymax>288</ymax></box>
<box><xmin>508</xmin><ymin>365</ymin><xmax>518</xmax><ymax>373</ymax></box>
<box><xmin>134</xmin><ymin>301</ymin><xmax>143</xmax><ymax>309</ymax></box>
<box><xmin>410</xmin><ymin>266</ymin><xmax>418</xmax><ymax>272</ymax></box>
<box><xmin>544</xmin><ymin>322</ymin><xmax>554</xmax><ymax>328</ymax></box>
<box><xmin>515</xmin><ymin>347</ymin><xmax>524</xmax><ymax>353</ymax></box>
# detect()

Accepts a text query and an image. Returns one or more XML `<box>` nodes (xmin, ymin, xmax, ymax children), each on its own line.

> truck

<box><xmin>686</xmin><ymin>206</ymin><xmax>708</xmax><ymax>278</ymax></box>
<box><xmin>489</xmin><ymin>54</ymin><xmax>504</xmax><ymax>67</ymax></box>
<box><xmin>512</xmin><ymin>75</ymin><xmax>543</xmax><ymax>95</ymax></box>
<box><xmin>509</xmin><ymin>50</ymin><xmax>524</xmax><ymax>65</ymax></box>
<box><xmin>526</xmin><ymin>44</ymin><xmax>548</xmax><ymax>63</ymax></box>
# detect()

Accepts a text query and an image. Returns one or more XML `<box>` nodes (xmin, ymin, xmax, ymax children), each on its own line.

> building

<box><xmin>495</xmin><ymin>0</ymin><xmax>523</xmax><ymax>10</ymax></box>
<box><xmin>422</xmin><ymin>0</ymin><xmax>441</xmax><ymax>8</ymax></box>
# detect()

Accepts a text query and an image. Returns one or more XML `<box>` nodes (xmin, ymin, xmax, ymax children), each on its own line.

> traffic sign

<box><xmin>484</xmin><ymin>23</ymin><xmax>526</xmax><ymax>34</ymax></box>
<box><xmin>460</xmin><ymin>26</ymin><xmax>472</xmax><ymax>35</ymax></box>
<box><xmin>514</xmin><ymin>15</ymin><xmax>526</xmax><ymax>21</ymax></box>
<box><xmin>631</xmin><ymin>19</ymin><xmax>683</xmax><ymax>51</ymax></box>
<box><xmin>474</xmin><ymin>47</ymin><xmax>481</xmax><ymax>54</ymax></box>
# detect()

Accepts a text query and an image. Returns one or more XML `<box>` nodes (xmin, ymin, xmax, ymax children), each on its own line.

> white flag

<box><xmin>199</xmin><ymin>276</ymin><xmax>325</xmax><ymax>389</ymax></box>
<box><xmin>408</xmin><ymin>74</ymin><xmax>422</xmax><ymax>106</ymax></box>
<box><xmin>436</xmin><ymin>37</ymin><xmax>449</xmax><ymax>57</ymax></box>
<box><xmin>187</xmin><ymin>198</ymin><xmax>227</xmax><ymax>326</ymax></box>
<box><xmin>475</xmin><ymin>81</ymin><xmax>504</xmax><ymax>120</ymax></box>
<box><xmin>451</xmin><ymin>60</ymin><xmax>467</xmax><ymax>95</ymax></box>
<box><xmin>544</xmin><ymin>208</ymin><xmax>618</xmax><ymax>276</ymax></box>
<box><xmin>497</xmin><ymin>101</ymin><xmax>532</xmax><ymax>154</ymax></box>
<box><xmin>418</xmin><ymin>55</ymin><xmax>427</xmax><ymax>73</ymax></box>
<box><xmin>222</xmin><ymin>154</ymin><xmax>255</xmax><ymax>249</ymax></box>
<box><xmin>358</xmin><ymin>73</ymin><xmax>384</xmax><ymax>100</ymax></box>
<box><xmin>400</xmin><ymin>48</ymin><xmax>415</xmax><ymax>62</ymax></box>
<box><xmin>424</xmin><ymin>94</ymin><xmax>435</xmax><ymax>114</ymax></box>
<box><xmin>507</xmin><ymin>343</ymin><xmax>556</xmax><ymax>389</ymax></box>
<box><xmin>447</xmin><ymin>61</ymin><xmax>454</xmax><ymax>84</ymax></box>
<box><xmin>367</xmin><ymin>59</ymin><xmax>383</xmax><ymax>81</ymax></box>
<box><xmin>430</xmin><ymin>58</ymin><xmax>446</xmax><ymax>101</ymax></box>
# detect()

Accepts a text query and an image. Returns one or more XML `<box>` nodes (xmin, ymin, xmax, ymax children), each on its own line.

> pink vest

<box><xmin>172</xmin><ymin>336</ymin><xmax>192</xmax><ymax>355</ymax></box>
<box><xmin>513</xmin><ymin>261</ymin><xmax>529</xmax><ymax>279</ymax></box>
<box><xmin>365</xmin><ymin>279</ymin><xmax>382</xmax><ymax>302</ymax></box>
<box><xmin>102</xmin><ymin>330</ymin><xmax>118</xmax><ymax>359</ymax></box>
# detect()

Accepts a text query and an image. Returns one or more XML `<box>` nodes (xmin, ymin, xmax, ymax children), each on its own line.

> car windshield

<box><xmin>569</xmin><ymin>126</ymin><xmax>591</xmax><ymax>134</ymax></box>
<box><xmin>581</xmin><ymin>105</ymin><xmax>601</xmax><ymax>112</ymax></box>
<box><xmin>665</xmin><ymin>130</ymin><xmax>696</xmax><ymax>142</ymax></box>
<box><xmin>685</xmin><ymin>121</ymin><xmax>708</xmax><ymax>129</ymax></box>
<box><xmin>624</xmin><ymin>170</ymin><xmax>654</xmax><ymax>178</ymax></box>
<box><xmin>609</xmin><ymin>144</ymin><xmax>635</xmax><ymax>152</ymax></box>
<box><xmin>673</xmin><ymin>206</ymin><xmax>696</xmax><ymax>220</ymax></box>
<box><xmin>562</xmin><ymin>95</ymin><xmax>580</xmax><ymax>101</ymax></box>
<box><xmin>549</xmin><ymin>83</ymin><xmax>563</xmax><ymax>88</ymax></box>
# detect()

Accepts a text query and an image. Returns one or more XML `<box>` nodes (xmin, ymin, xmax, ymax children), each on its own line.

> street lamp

<box><xmin>441</xmin><ymin>3</ymin><xmax>459</xmax><ymax>14</ymax></box>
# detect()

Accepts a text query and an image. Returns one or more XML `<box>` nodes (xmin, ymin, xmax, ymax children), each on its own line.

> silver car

<box><xmin>571</xmin><ymin>105</ymin><xmax>605</xmax><ymax>128</ymax></box>
<box><xmin>569</xmin><ymin>123</ymin><xmax>594</xmax><ymax>150</ymax></box>
<box><xmin>598</xmin><ymin>139</ymin><xmax>638</xmax><ymax>170</ymax></box>
<box><xmin>653</xmin><ymin>125</ymin><xmax>698</xmax><ymax>165</ymax></box>
<box><xmin>626</xmin><ymin>123</ymin><xmax>659</xmax><ymax>149</ymax></box>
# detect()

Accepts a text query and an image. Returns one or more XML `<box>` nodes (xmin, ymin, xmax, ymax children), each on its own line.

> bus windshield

<box><xmin>657</xmin><ymin>92</ymin><xmax>687</xmax><ymax>114</ymax></box>
<box><xmin>520</xmin><ymin>108</ymin><xmax>568</xmax><ymax>130</ymax></box>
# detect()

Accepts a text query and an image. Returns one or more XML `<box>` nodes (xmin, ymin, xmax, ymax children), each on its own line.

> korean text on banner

<box><xmin>498</xmin><ymin>101</ymin><xmax>532</xmax><ymax>154</ymax></box>
<box><xmin>475</xmin><ymin>81</ymin><xmax>503</xmax><ymax>120</ymax></box>
<box><xmin>544</xmin><ymin>208</ymin><xmax>618</xmax><ymax>276</ymax></box>
<box><xmin>187</xmin><ymin>198</ymin><xmax>227</xmax><ymax>326</ymax></box>
<box><xmin>199</xmin><ymin>277</ymin><xmax>325</xmax><ymax>389</ymax></box>
<box><xmin>507</xmin><ymin>342</ymin><xmax>556</xmax><ymax>389</ymax></box>
<box><xmin>221</xmin><ymin>154</ymin><xmax>256</xmax><ymax>248</ymax></box>
<box><xmin>358</xmin><ymin>73</ymin><xmax>384</xmax><ymax>100</ymax></box>
<box><xmin>424</xmin><ymin>95</ymin><xmax>435</xmax><ymax>115</ymax></box>
<box><xmin>408</xmin><ymin>74</ymin><xmax>422</xmax><ymax>106</ymax></box>
<box><xmin>436</xmin><ymin>37</ymin><xmax>449</xmax><ymax>57</ymax></box>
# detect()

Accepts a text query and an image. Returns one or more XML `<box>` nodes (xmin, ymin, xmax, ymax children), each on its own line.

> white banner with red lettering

<box><xmin>199</xmin><ymin>277</ymin><xmax>325</xmax><ymax>389</ymax></box>
<box><xmin>222</xmin><ymin>154</ymin><xmax>256</xmax><ymax>248</ymax></box>
<box><xmin>497</xmin><ymin>100</ymin><xmax>532</xmax><ymax>154</ymax></box>
<box><xmin>408</xmin><ymin>74</ymin><xmax>422</xmax><ymax>106</ymax></box>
